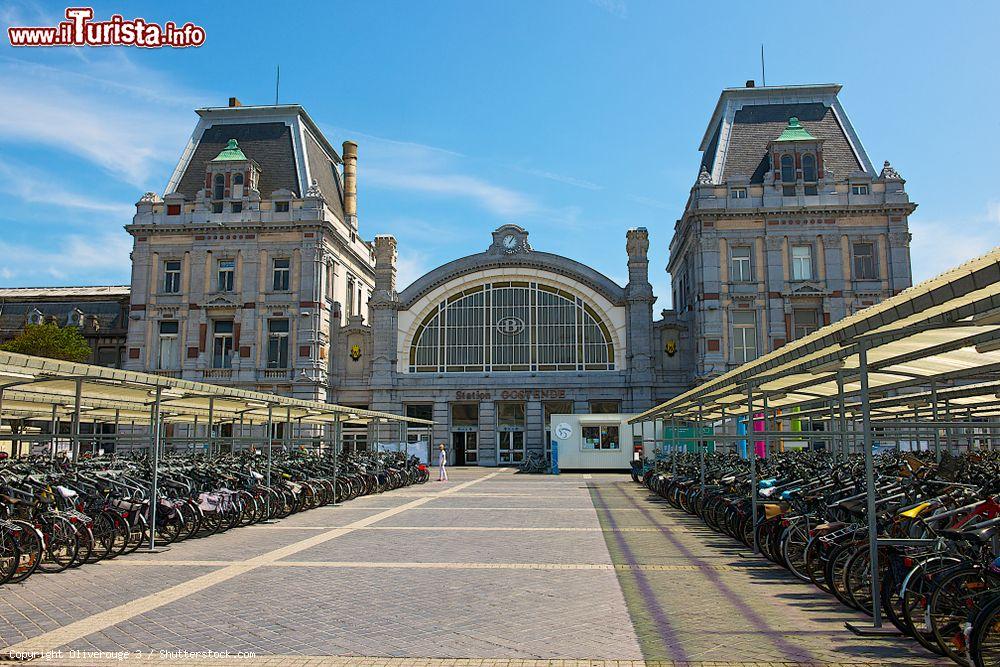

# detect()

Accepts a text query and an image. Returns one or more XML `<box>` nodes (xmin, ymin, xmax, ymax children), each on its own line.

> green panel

<box><xmin>660</xmin><ymin>426</ymin><xmax>715</xmax><ymax>453</ymax></box>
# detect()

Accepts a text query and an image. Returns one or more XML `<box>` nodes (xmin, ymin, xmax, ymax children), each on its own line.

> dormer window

<box><xmin>207</xmin><ymin>139</ymin><xmax>260</xmax><ymax>207</ymax></box>
<box><xmin>780</xmin><ymin>155</ymin><xmax>795</xmax><ymax>196</ymax></box>
<box><xmin>274</xmin><ymin>201</ymin><xmax>289</xmax><ymax>213</ymax></box>
<box><xmin>730</xmin><ymin>187</ymin><xmax>747</xmax><ymax>199</ymax></box>
<box><xmin>851</xmin><ymin>184</ymin><xmax>870</xmax><ymax>196</ymax></box>
<box><xmin>802</xmin><ymin>154</ymin><xmax>816</xmax><ymax>182</ymax></box>
<box><xmin>771</xmin><ymin>118</ymin><xmax>823</xmax><ymax>198</ymax></box>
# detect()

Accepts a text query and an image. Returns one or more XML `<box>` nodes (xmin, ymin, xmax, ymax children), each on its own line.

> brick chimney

<box><xmin>342</xmin><ymin>140</ymin><xmax>358</xmax><ymax>228</ymax></box>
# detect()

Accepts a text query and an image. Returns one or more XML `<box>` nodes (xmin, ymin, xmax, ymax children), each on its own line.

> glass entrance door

<box><xmin>498</xmin><ymin>431</ymin><xmax>525</xmax><ymax>464</ymax></box>
<box><xmin>452</xmin><ymin>431</ymin><xmax>478</xmax><ymax>465</ymax></box>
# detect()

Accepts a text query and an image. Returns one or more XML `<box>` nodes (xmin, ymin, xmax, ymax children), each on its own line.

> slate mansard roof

<box><xmin>164</xmin><ymin>104</ymin><xmax>347</xmax><ymax>221</ymax></box>
<box><xmin>697</xmin><ymin>84</ymin><xmax>876</xmax><ymax>185</ymax></box>
<box><xmin>0</xmin><ymin>286</ymin><xmax>130</xmax><ymax>334</ymax></box>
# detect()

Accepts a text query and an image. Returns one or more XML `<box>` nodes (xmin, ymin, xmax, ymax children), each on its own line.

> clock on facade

<box><xmin>501</xmin><ymin>234</ymin><xmax>519</xmax><ymax>253</ymax></box>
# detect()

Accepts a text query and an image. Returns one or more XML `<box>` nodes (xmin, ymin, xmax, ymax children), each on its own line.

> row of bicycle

<box><xmin>0</xmin><ymin>450</ymin><xmax>429</xmax><ymax>585</ymax></box>
<box><xmin>639</xmin><ymin>450</ymin><xmax>1000</xmax><ymax>667</ymax></box>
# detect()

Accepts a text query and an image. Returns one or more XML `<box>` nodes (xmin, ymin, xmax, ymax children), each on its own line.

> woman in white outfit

<box><xmin>437</xmin><ymin>443</ymin><xmax>448</xmax><ymax>482</ymax></box>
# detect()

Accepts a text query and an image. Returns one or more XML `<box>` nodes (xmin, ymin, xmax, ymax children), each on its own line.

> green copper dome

<box><xmin>776</xmin><ymin>117</ymin><xmax>816</xmax><ymax>142</ymax></box>
<box><xmin>211</xmin><ymin>138</ymin><xmax>248</xmax><ymax>161</ymax></box>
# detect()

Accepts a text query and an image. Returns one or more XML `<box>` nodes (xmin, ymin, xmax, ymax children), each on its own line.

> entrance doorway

<box><xmin>496</xmin><ymin>402</ymin><xmax>526</xmax><ymax>464</ymax></box>
<box><xmin>452</xmin><ymin>431</ymin><xmax>478</xmax><ymax>465</ymax></box>
<box><xmin>497</xmin><ymin>431</ymin><xmax>525</xmax><ymax>464</ymax></box>
<box><xmin>451</xmin><ymin>403</ymin><xmax>479</xmax><ymax>465</ymax></box>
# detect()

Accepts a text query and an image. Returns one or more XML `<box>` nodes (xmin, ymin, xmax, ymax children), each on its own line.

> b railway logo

<box><xmin>496</xmin><ymin>316</ymin><xmax>525</xmax><ymax>336</ymax></box>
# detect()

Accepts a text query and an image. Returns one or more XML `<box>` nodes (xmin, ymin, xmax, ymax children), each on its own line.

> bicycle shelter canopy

<box><xmin>0</xmin><ymin>350</ymin><xmax>432</xmax><ymax>451</ymax></box>
<box><xmin>630</xmin><ymin>247</ymin><xmax>1000</xmax><ymax>424</ymax></box>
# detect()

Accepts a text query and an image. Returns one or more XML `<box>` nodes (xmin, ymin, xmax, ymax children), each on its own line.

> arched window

<box><xmin>233</xmin><ymin>173</ymin><xmax>244</xmax><ymax>186</ymax></box>
<box><xmin>780</xmin><ymin>155</ymin><xmax>795</xmax><ymax>182</ymax></box>
<box><xmin>802</xmin><ymin>154</ymin><xmax>816</xmax><ymax>182</ymax></box>
<box><xmin>213</xmin><ymin>174</ymin><xmax>225</xmax><ymax>200</ymax></box>
<box><xmin>409</xmin><ymin>281</ymin><xmax>615</xmax><ymax>373</ymax></box>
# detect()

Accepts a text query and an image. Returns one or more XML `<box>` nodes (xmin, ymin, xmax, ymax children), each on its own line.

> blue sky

<box><xmin>1</xmin><ymin>1</ymin><xmax>998</xmax><ymax>307</ymax></box>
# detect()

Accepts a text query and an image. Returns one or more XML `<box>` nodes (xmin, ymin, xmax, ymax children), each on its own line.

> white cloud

<box><xmin>588</xmin><ymin>0</ymin><xmax>627</xmax><ymax>18</ymax></box>
<box><xmin>365</xmin><ymin>168</ymin><xmax>536</xmax><ymax>217</ymax></box>
<box><xmin>0</xmin><ymin>159</ymin><xmax>133</xmax><ymax>217</ymax></box>
<box><xmin>512</xmin><ymin>165</ymin><xmax>603</xmax><ymax>191</ymax></box>
<box><xmin>0</xmin><ymin>232</ymin><xmax>131</xmax><ymax>284</ymax></box>
<box><xmin>396</xmin><ymin>249</ymin><xmax>432</xmax><ymax>291</ymax></box>
<box><xmin>0</xmin><ymin>54</ymin><xmax>200</xmax><ymax>189</ymax></box>
<box><xmin>910</xmin><ymin>203</ymin><xmax>1000</xmax><ymax>283</ymax></box>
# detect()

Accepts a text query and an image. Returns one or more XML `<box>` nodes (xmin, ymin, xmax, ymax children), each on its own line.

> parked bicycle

<box><xmin>0</xmin><ymin>449</ymin><xmax>428</xmax><ymax>586</ymax></box>
<box><xmin>638</xmin><ymin>450</ymin><xmax>1000</xmax><ymax>666</ymax></box>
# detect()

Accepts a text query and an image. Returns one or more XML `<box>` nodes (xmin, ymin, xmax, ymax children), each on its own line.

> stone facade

<box><xmin>123</xmin><ymin>101</ymin><xmax>376</xmax><ymax>402</ymax></box>
<box><xmin>1</xmin><ymin>82</ymin><xmax>915</xmax><ymax>464</ymax></box>
<box><xmin>669</xmin><ymin>83</ymin><xmax>915</xmax><ymax>382</ymax></box>
<box><xmin>330</xmin><ymin>224</ymin><xmax>688</xmax><ymax>465</ymax></box>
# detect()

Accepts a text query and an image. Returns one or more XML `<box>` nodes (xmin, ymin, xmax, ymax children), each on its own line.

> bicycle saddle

<box><xmin>939</xmin><ymin>517</ymin><xmax>1000</xmax><ymax>544</ymax></box>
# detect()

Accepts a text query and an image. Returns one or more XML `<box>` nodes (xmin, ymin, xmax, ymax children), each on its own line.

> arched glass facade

<box><xmin>408</xmin><ymin>281</ymin><xmax>615</xmax><ymax>373</ymax></box>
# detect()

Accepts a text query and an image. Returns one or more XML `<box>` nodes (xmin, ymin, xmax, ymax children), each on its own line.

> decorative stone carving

<box><xmin>889</xmin><ymin>231</ymin><xmax>912</xmax><ymax>247</ymax></box>
<box><xmin>486</xmin><ymin>224</ymin><xmax>532</xmax><ymax>256</ymax></box>
<box><xmin>821</xmin><ymin>234</ymin><xmax>841</xmax><ymax>248</ymax></box>
<box><xmin>626</xmin><ymin>227</ymin><xmax>649</xmax><ymax>258</ymax></box>
<box><xmin>696</xmin><ymin>165</ymin><xmax>712</xmax><ymax>185</ymax></box>
<box><xmin>305</xmin><ymin>178</ymin><xmax>325</xmax><ymax>200</ymax></box>
<box><xmin>880</xmin><ymin>160</ymin><xmax>903</xmax><ymax>181</ymax></box>
<box><xmin>138</xmin><ymin>192</ymin><xmax>161</xmax><ymax>204</ymax></box>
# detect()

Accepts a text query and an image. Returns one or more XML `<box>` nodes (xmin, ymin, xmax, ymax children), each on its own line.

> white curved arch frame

<box><xmin>398</xmin><ymin>267</ymin><xmax>627</xmax><ymax>374</ymax></box>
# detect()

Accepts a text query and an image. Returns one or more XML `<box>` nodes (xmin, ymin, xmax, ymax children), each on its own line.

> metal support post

<box><xmin>266</xmin><ymin>405</ymin><xmax>274</xmax><ymax>518</ymax></box>
<box><xmin>670</xmin><ymin>417</ymin><xmax>677</xmax><ymax>475</ymax></box>
<box><xmin>846</xmin><ymin>341</ymin><xmax>893</xmax><ymax>635</ymax></box>
<box><xmin>837</xmin><ymin>372</ymin><xmax>848</xmax><ymax>459</ymax></box>
<box><xmin>49</xmin><ymin>403</ymin><xmax>58</xmax><ymax>460</ymax></box>
<box><xmin>698</xmin><ymin>401</ymin><xmax>706</xmax><ymax>495</ymax></box>
<box><xmin>207</xmin><ymin>397</ymin><xmax>215</xmax><ymax>457</ymax></box>
<box><xmin>333</xmin><ymin>415</ymin><xmax>342</xmax><ymax>506</ymax></box>
<box><xmin>747</xmin><ymin>383</ymin><xmax>758</xmax><ymax>555</ymax></box>
<box><xmin>762</xmin><ymin>395</ymin><xmax>770</xmax><ymax>459</ymax></box>
<box><xmin>70</xmin><ymin>378</ymin><xmax>83</xmax><ymax>462</ymax></box>
<box><xmin>147</xmin><ymin>387</ymin><xmax>163</xmax><ymax>550</ymax></box>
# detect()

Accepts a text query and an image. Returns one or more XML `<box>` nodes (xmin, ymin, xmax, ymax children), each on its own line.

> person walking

<box><xmin>437</xmin><ymin>443</ymin><xmax>448</xmax><ymax>482</ymax></box>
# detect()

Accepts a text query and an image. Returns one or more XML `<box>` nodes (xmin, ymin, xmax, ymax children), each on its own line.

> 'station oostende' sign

<box><xmin>455</xmin><ymin>389</ymin><xmax>567</xmax><ymax>401</ymax></box>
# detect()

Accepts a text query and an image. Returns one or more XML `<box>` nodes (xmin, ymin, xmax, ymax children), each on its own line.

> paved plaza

<box><xmin>0</xmin><ymin>469</ymin><xmax>941</xmax><ymax>666</ymax></box>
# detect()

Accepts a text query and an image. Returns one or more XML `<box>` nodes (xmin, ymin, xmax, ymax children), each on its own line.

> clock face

<box><xmin>502</xmin><ymin>234</ymin><xmax>518</xmax><ymax>250</ymax></box>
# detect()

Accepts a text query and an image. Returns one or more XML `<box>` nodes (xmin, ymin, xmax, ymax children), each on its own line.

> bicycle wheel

<box><xmin>780</xmin><ymin>520</ymin><xmax>812</xmax><ymax>582</ymax></box>
<box><xmin>929</xmin><ymin>567</ymin><xmax>994</xmax><ymax>664</ymax></box>
<box><xmin>38</xmin><ymin>517</ymin><xmax>79</xmax><ymax>574</ymax></box>
<box><xmin>901</xmin><ymin>555</ymin><xmax>958</xmax><ymax>656</ymax></box>
<box><xmin>87</xmin><ymin>512</ymin><xmax>116</xmax><ymax>563</ymax></box>
<box><xmin>0</xmin><ymin>526</ymin><xmax>21</xmax><ymax>585</ymax></box>
<box><xmin>8</xmin><ymin>521</ymin><xmax>42</xmax><ymax>583</ymax></box>
<box><xmin>71</xmin><ymin>523</ymin><xmax>94</xmax><ymax>568</ymax></box>
<box><xmin>970</xmin><ymin>595</ymin><xmax>1000</xmax><ymax>667</ymax></box>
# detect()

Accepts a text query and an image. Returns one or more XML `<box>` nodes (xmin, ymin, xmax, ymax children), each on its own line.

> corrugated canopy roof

<box><xmin>630</xmin><ymin>247</ymin><xmax>1000</xmax><ymax>424</ymax></box>
<box><xmin>0</xmin><ymin>351</ymin><xmax>432</xmax><ymax>427</ymax></box>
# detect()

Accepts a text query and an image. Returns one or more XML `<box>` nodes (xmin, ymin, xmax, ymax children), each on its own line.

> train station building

<box><xmin>0</xmin><ymin>82</ymin><xmax>916</xmax><ymax>465</ymax></box>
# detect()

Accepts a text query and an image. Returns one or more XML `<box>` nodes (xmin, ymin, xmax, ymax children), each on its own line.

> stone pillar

<box><xmin>342</xmin><ymin>141</ymin><xmax>358</xmax><ymax>230</ymax></box>
<box><xmin>370</xmin><ymin>235</ymin><xmax>400</xmax><ymax>387</ymax></box>
<box><xmin>625</xmin><ymin>228</ymin><xmax>656</xmax><ymax>411</ymax></box>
